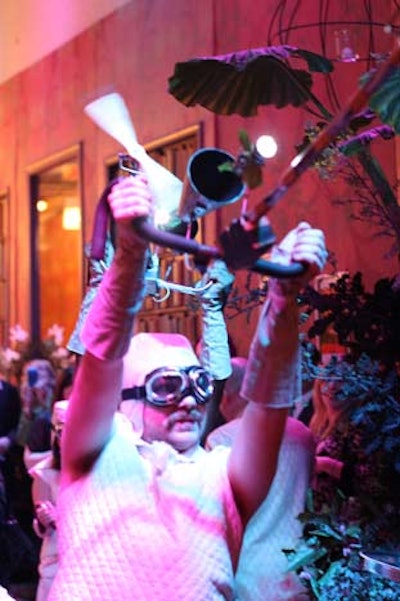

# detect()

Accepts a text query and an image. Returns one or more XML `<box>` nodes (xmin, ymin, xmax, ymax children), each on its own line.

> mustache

<box><xmin>168</xmin><ymin>409</ymin><xmax>203</xmax><ymax>425</ymax></box>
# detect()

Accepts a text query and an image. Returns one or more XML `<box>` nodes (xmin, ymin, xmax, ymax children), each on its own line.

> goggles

<box><xmin>122</xmin><ymin>366</ymin><xmax>214</xmax><ymax>407</ymax></box>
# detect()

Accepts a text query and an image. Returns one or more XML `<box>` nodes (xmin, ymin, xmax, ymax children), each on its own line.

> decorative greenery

<box><xmin>301</xmin><ymin>347</ymin><xmax>400</xmax><ymax>474</ymax></box>
<box><xmin>294</xmin><ymin>269</ymin><xmax>400</xmax><ymax>599</ymax></box>
<box><xmin>168</xmin><ymin>45</ymin><xmax>334</xmax><ymax>118</ymax></box>
<box><xmin>285</xmin><ymin>491</ymin><xmax>400</xmax><ymax>600</ymax></box>
<box><xmin>299</xmin><ymin>270</ymin><xmax>400</xmax><ymax>471</ymax></box>
<box><xmin>224</xmin><ymin>270</ymin><xmax>268</xmax><ymax>321</ymax></box>
<box><xmin>218</xmin><ymin>129</ymin><xmax>265</xmax><ymax>189</ymax></box>
<box><xmin>299</xmin><ymin>271</ymin><xmax>400</xmax><ymax>364</ymax></box>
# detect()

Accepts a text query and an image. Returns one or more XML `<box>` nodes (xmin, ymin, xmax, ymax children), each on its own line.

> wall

<box><xmin>0</xmin><ymin>0</ymin><xmax>132</xmax><ymax>84</ymax></box>
<box><xmin>0</xmin><ymin>0</ymin><xmax>398</xmax><ymax>355</ymax></box>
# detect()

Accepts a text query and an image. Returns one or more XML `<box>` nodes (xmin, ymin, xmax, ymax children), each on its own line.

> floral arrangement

<box><xmin>0</xmin><ymin>324</ymin><xmax>71</xmax><ymax>384</ymax></box>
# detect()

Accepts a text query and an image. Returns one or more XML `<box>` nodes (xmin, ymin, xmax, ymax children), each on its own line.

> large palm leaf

<box><xmin>168</xmin><ymin>45</ymin><xmax>333</xmax><ymax>117</ymax></box>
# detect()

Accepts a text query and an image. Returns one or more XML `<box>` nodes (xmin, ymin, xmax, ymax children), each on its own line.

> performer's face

<box><xmin>141</xmin><ymin>392</ymin><xmax>207</xmax><ymax>453</ymax></box>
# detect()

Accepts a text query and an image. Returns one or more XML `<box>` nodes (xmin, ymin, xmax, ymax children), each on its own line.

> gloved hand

<box><xmin>241</xmin><ymin>222</ymin><xmax>327</xmax><ymax>408</ymax></box>
<box><xmin>198</xmin><ymin>259</ymin><xmax>235</xmax><ymax>311</ymax></box>
<box><xmin>269</xmin><ymin>221</ymin><xmax>327</xmax><ymax>301</ymax></box>
<box><xmin>197</xmin><ymin>259</ymin><xmax>235</xmax><ymax>381</ymax></box>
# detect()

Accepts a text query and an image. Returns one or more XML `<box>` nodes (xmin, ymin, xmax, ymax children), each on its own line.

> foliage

<box><xmin>218</xmin><ymin>128</ymin><xmax>264</xmax><ymax>189</ymax></box>
<box><xmin>299</xmin><ymin>270</ymin><xmax>400</xmax><ymax>471</ymax></box>
<box><xmin>224</xmin><ymin>270</ymin><xmax>267</xmax><ymax>321</ymax></box>
<box><xmin>285</xmin><ymin>491</ymin><xmax>400</xmax><ymax>600</ymax></box>
<box><xmin>299</xmin><ymin>271</ymin><xmax>400</xmax><ymax>364</ymax></box>
<box><xmin>365</xmin><ymin>67</ymin><xmax>400</xmax><ymax>134</ymax></box>
<box><xmin>295</xmin><ymin>269</ymin><xmax>400</xmax><ymax>599</ymax></box>
<box><xmin>301</xmin><ymin>348</ymin><xmax>400</xmax><ymax>476</ymax></box>
<box><xmin>0</xmin><ymin>324</ymin><xmax>71</xmax><ymax>384</ymax></box>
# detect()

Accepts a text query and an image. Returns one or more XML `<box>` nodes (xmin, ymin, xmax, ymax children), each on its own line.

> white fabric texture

<box><xmin>0</xmin><ymin>587</ymin><xmax>15</xmax><ymax>600</ymax></box>
<box><xmin>207</xmin><ymin>417</ymin><xmax>314</xmax><ymax>601</ymax></box>
<box><xmin>48</xmin><ymin>414</ymin><xmax>243</xmax><ymax>601</ymax></box>
<box><xmin>241</xmin><ymin>292</ymin><xmax>300</xmax><ymax>408</ymax></box>
<box><xmin>29</xmin><ymin>455</ymin><xmax>61</xmax><ymax>601</ymax></box>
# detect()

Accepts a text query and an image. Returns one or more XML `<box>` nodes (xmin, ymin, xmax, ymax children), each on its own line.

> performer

<box><xmin>49</xmin><ymin>173</ymin><xmax>326</xmax><ymax>600</ymax></box>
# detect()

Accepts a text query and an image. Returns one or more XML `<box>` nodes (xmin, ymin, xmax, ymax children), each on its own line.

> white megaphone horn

<box><xmin>84</xmin><ymin>92</ymin><xmax>183</xmax><ymax>214</ymax></box>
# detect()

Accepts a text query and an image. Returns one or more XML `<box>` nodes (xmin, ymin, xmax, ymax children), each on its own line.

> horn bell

<box><xmin>178</xmin><ymin>148</ymin><xmax>246</xmax><ymax>222</ymax></box>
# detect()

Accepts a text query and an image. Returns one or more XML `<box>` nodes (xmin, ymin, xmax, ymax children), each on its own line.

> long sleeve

<box><xmin>241</xmin><ymin>287</ymin><xmax>300</xmax><ymax>408</ymax></box>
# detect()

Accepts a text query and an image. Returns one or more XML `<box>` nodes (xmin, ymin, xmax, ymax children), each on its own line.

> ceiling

<box><xmin>0</xmin><ymin>0</ymin><xmax>131</xmax><ymax>85</ymax></box>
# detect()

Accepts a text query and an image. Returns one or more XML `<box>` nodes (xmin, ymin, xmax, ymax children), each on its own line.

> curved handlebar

<box><xmin>132</xmin><ymin>218</ymin><xmax>221</xmax><ymax>260</ymax></box>
<box><xmin>133</xmin><ymin>218</ymin><xmax>305</xmax><ymax>277</ymax></box>
<box><xmin>252</xmin><ymin>258</ymin><xmax>305</xmax><ymax>277</ymax></box>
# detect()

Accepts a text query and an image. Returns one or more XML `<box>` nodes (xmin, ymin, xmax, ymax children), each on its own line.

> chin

<box><xmin>168</xmin><ymin>426</ymin><xmax>200</xmax><ymax>452</ymax></box>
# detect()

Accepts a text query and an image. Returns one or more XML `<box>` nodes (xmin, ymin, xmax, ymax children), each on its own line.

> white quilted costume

<box><xmin>0</xmin><ymin>587</ymin><xmax>15</xmax><ymax>601</ymax></box>
<box><xmin>30</xmin><ymin>454</ymin><xmax>60</xmax><ymax>601</ymax></box>
<box><xmin>48</xmin><ymin>413</ymin><xmax>242</xmax><ymax>601</ymax></box>
<box><xmin>207</xmin><ymin>417</ymin><xmax>314</xmax><ymax>601</ymax></box>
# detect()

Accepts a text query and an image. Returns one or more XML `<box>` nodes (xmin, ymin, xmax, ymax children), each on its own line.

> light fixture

<box><xmin>256</xmin><ymin>135</ymin><xmax>278</xmax><ymax>159</ymax></box>
<box><xmin>62</xmin><ymin>207</ymin><xmax>81</xmax><ymax>231</ymax></box>
<box><xmin>36</xmin><ymin>199</ymin><xmax>48</xmax><ymax>212</ymax></box>
<box><xmin>334</xmin><ymin>29</ymin><xmax>359</xmax><ymax>63</ymax></box>
<box><xmin>62</xmin><ymin>197</ymin><xmax>81</xmax><ymax>231</ymax></box>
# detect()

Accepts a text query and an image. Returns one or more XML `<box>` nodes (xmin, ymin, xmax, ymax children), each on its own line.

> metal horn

<box><xmin>178</xmin><ymin>148</ymin><xmax>246</xmax><ymax>222</ymax></box>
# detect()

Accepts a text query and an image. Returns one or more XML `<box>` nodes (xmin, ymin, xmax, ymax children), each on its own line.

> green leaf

<box><xmin>238</xmin><ymin>129</ymin><xmax>252</xmax><ymax>151</ymax></box>
<box><xmin>286</xmin><ymin>545</ymin><xmax>328</xmax><ymax>572</ymax></box>
<box><xmin>217</xmin><ymin>161</ymin><xmax>234</xmax><ymax>173</ymax></box>
<box><xmin>318</xmin><ymin>560</ymin><xmax>346</xmax><ymax>586</ymax></box>
<box><xmin>293</xmin><ymin>48</ymin><xmax>334</xmax><ymax>73</ymax></box>
<box><xmin>363</xmin><ymin>67</ymin><xmax>400</xmax><ymax>133</ymax></box>
<box><xmin>309</xmin><ymin>525</ymin><xmax>343</xmax><ymax>541</ymax></box>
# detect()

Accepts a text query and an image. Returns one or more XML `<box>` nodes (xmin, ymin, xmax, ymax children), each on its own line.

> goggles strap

<box><xmin>122</xmin><ymin>386</ymin><xmax>146</xmax><ymax>401</ymax></box>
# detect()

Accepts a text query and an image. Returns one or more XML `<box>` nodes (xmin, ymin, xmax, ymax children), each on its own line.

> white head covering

<box><xmin>120</xmin><ymin>332</ymin><xmax>200</xmax><ymax>434</ymax></box>
<box><xmin>122</xmin><ymin>332</ymin><xmax>199</xmax><ymax>388</ymax></box>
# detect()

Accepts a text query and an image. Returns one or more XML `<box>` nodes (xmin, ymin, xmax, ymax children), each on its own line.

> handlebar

<box><xmin>132</xmin><ymin>217</ymin><xmax>306</xmax><ymax>277</ymax></box>
<box><xmin>90</xmin><ymin>182</ymin><xmax>306</xmax><ymax>277</ymax></box>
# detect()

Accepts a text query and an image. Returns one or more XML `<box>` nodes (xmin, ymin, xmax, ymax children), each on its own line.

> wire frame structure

<box><xmin>266</xmin><ymin>0</ymin><xmax>400</xmax><ymax>112</ymax></box>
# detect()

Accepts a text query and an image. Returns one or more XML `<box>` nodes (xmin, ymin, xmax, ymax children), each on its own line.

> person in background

<box><xmin>18</xmin><ymin>359</ymin><xmax>56</xmax><ymax>463</ymax></box>
<box><xmin>53</xmin><ymin>367</ymin><xmax>74</xmax><ymax>404</ymax></box>
<box><xmin>0</xmin><ymin>378</ymin><xmax>22</xmax><ymax>590</ymax></box>
<box><xmin>30</xmin><ymin>401</ymin><xmax>67</xmax><ymax>601</ymax></box>
<box><xmin>0</xmin><ymin>378</ymin><xmax>21</xmax><ymax>519</ymax></box>
<box><xmin>15</xmin><ymin>358</ymin><xmax>56</xmax><ymax>541</ymax></box>
<box><xmin>207</xmin><ymin>357</ymin><xmax>315</xmax><ymax>601</ymax></box>
<box><xmin>310</xmin><ymin>377</ymin><xmax>364</xmax><ymax>510</ymax></box>
<box><xmin>205</xmin><ymin>356</ymin><xmax>249</xmax><ymax>448</ymax></box>
<box><xmin>48</xmin><ymin>173</ymin><xmax>326</xmax><ymax>600</ymax></box>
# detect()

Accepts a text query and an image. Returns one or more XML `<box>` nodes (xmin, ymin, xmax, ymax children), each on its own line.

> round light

<box><xmin>36</xmin><ymin>199</ymin><xmax>48</xmax><ymax>212</ymax></box>
<box><xmin>256</xmin><ymin>135</ymin><xmax>278</xmax><ymax>159</ymax></box>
